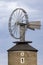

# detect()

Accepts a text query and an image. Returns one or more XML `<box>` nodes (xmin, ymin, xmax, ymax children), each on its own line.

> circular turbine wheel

<box><xmin>9</xmin><ymin>8</ymin><xmax>28</xmax><ymax>39</ymax></box>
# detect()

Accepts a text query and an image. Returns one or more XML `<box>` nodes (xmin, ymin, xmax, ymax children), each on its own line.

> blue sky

<box><xmin>0</xmin><ymin>0</ymin><xmax>43</xmax><ymax>65</ymax></box>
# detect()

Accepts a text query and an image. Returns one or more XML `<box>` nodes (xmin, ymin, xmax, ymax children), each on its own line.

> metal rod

<box><xmin>20</xmin><ymin>25</ymin><xmax>25</xmax><ymax>42</ymax></box>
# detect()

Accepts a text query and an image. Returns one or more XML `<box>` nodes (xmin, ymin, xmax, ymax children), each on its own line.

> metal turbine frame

<box><xmin>9</xmin><ymin>8</ymin><xmax>28</xmax><ymax>39</ymax></box>
<box><xmin>8</xmin><ymin>8</ymin><xmax>41</xmax><ymax>41</ymax></box>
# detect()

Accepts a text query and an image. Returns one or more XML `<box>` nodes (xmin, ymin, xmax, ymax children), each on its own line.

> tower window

<box><xmin>20</xmin><ymin>58</ymin><xmax>24</xmax><ymax>64</ymax></box>
<box><xmin>20</xmin><ymin>52</ymin><xmax>24</xmax><ymax>56</ymax></box>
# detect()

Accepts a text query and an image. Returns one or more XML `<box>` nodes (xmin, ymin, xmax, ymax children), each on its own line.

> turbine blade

<box><xmin>27</xmin><ymin>21</ymin><xmax>41</xmax><ymax>29</ymax></box>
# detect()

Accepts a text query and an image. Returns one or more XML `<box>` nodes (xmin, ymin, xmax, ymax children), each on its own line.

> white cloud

<box><xmin>0</xmin><ymin>53</ymin><xmax>8</xmax><ymax>65</ymax></box>
<box><xmin>0</xmin><ymin>1</ymin><xmax>39</xmax><ymax>30</ymax></box>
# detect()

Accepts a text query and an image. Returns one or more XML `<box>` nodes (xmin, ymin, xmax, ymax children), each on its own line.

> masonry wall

<box><xmin>8</xmin><ymin>51</ymin><xmax>37</xmax><ymax>65</ymax></box>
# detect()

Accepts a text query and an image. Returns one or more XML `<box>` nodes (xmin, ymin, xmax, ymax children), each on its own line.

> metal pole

<box><xmin>20</xmin><ymin>25</ymin><xmax>25</xmax><ymax>42</ymax></box>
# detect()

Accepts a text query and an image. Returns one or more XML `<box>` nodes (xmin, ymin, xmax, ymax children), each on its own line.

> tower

<box><xmin>8</xmin><ymin>8</ymin><xmax>41</xmax><ymax>65</ymax></box>
<box><xmin>7</xmin><ymin>42</ymin><xmax>38</xmax><ymax>65</ymax></box>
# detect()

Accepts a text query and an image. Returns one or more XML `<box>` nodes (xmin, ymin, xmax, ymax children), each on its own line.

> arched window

<box><xmin>20</xmin><ymin>58</ymin><xmax>25</xmax><ymax>64</ymax></box>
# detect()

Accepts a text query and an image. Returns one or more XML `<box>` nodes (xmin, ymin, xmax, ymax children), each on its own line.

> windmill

<box><xmin>9</xmin><ymin>8</ymin><xmax>41</xmax><ymax>42</ymax></box>
<box><xmin>8</xmin><ymin>8</ymin><xmax>41</xmax><ymax>65</ymax></box>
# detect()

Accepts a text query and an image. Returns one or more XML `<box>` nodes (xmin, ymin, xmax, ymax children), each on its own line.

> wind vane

<box><xmin>9</xmin><ymin>8</ymin><xmax>41</xmax><ymax>42</ymax></box>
